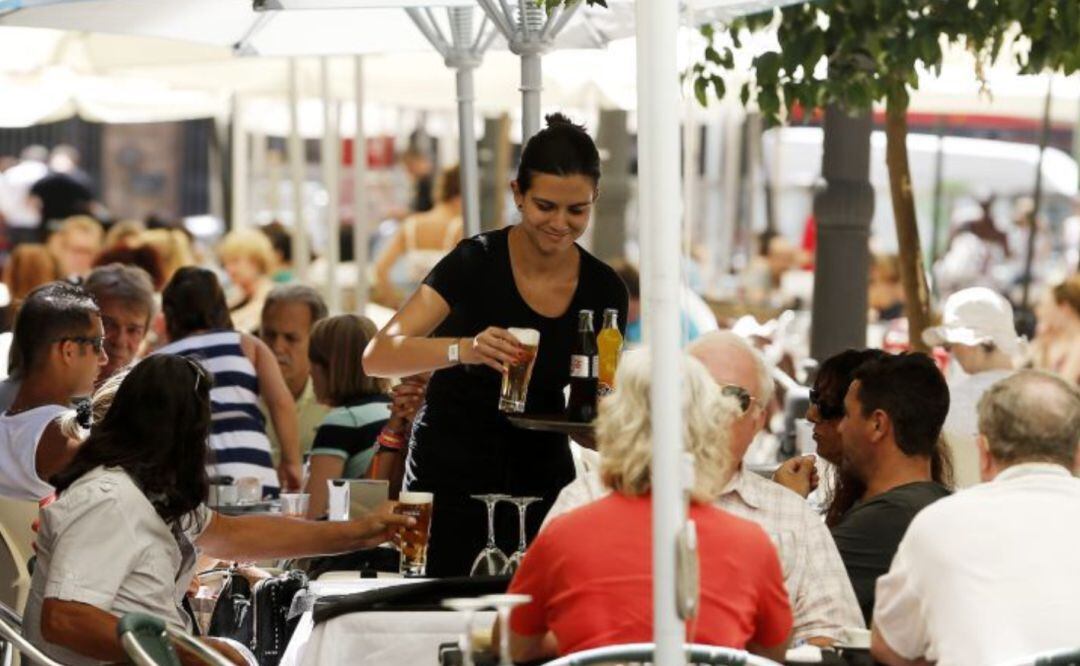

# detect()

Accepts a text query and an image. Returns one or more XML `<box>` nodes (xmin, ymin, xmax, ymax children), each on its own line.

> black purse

<box><xmin>251</xmin><ymin>570</ymin><xmax>309</xmax><ymax>666</ymax></box>
<box><xmin>207</xmin><ymin>570</ymin><xmax>254</xmax><ymax>648</ymax></box>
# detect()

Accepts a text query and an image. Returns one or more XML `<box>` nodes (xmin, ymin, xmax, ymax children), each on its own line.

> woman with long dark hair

<box><xmin>364</xmin><ymin>114</ymin><xmax>629</xmax><ymax>576</ymax></box>
<box><xmin>158</xmin><ymin>266</ymin><xmax>301</xmax><ymax>496</ymax></box>
<box><xmin>23</xmin><ymin>355</ymin><xmax>412</xmax><ymax>665</ymax></box>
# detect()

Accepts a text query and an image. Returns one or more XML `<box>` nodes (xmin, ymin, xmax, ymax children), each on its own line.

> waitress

<box><xmin>364</xmin><ymin>113</ymin><xmax>628</xmax><ymax>576</ymax></box>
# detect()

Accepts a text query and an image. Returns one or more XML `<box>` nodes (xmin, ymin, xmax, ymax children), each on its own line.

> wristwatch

<box><xmin>448</xmin><ymin>339</ymin><xmax>460</xmax><ymax>365</ymax></box>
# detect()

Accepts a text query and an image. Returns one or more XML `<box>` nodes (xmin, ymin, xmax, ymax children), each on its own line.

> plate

<box><xmin>209</xmin><ymin>501</ymin><xmax>276</xmax><ymax>515</ymax></box>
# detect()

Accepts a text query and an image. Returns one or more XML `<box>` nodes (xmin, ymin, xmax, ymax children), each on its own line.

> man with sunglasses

<box><xmin>544</xmin><ymin>331</ymin><xmax>864</xmax><ymax>646</ymax></box>
<box><xmin>0</xmin><ymin>282</ymin><xmax>106</xmax><ymax>501</ymax></box>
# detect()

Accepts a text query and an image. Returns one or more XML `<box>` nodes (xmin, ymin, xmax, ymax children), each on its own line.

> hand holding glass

<box><xmin>499</xmin><ymin>328</ymin><xmax>540</xmax><ymax>413</ymax></box>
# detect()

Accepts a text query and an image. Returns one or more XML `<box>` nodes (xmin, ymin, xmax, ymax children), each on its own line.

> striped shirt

<box><xmin>309</xmin><ymin>396</ymin><xmax>391</xmax><ymax>479</ymax></box>
<box><xmin>156</xmin><ymin>331</ymin><xmax>278</xmax><ymax>497</ymax></box>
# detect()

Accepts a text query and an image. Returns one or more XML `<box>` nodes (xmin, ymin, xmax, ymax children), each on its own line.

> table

<box><xmin>280</xmin><ymin>576</ymin><xmax>496</xmax><ymax>666</ymax></box>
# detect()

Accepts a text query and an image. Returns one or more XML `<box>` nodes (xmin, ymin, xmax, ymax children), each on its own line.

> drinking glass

<box><xmin>395</xmin><ymin>491</ymin><xmax>434</xmax><ymax>576</ymax></box>
<box><xmin>236</xmin><ymin>476</ymin><xmax>262</xmax><ymax>504</ymax></box>
<box><xmin>502</xmin><ymin>496</ymin><xmax>542</xmax><ymax>575</ymax></box>
<box><xmin>499</xmin><ymin>328</ymin><xmax>540</xmax><ymax>413</ymax></box>
<box><xmin>470</xmin><ymin>494</ymin><xmax>510</xmax><ymax>576</ymax></box>
<box><xmin>480</xmin><ymin>594</ymin><xmax>532</xmax><ymax>666</ymax></box>
<box><xmin>442</xmin><ymin>597</ymin><xmax>492</xmax><ymax>666</ymax></box>
<box><xmin>279</xmin><ymin>493</ymin><xmax>310</xmax><ymax>518</ymax></box>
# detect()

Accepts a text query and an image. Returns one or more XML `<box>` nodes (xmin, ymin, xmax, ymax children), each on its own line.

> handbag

<box><xmin>207</xmin><ymin>570</ymin><xmax>254</xmax><ymax>648</ymax></box>
<box><xmin>251</xmin><ymin>570</ymin><xmax>309</xmax><ymax>666</ymax></box>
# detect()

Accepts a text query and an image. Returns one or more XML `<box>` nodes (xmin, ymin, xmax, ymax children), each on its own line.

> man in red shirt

<box><xmin>504</xmin><ymin>351</ymin><xmax>792</xmax><ymax>662</ymax></box>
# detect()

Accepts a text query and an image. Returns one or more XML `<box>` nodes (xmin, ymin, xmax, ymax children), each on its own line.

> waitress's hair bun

<box><xmin>516</xmin><ymin>112</ymin><xmax>600</xmax><ymax>193</ymax></box>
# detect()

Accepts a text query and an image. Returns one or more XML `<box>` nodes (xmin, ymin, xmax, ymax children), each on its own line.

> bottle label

<box><xmin>570</xmin><ymin>354</ymin><xmax>590</xmax><ymax>378</ymax></box>
<box><xmin>591</xmin><ymin>355</ymin><xmax>600</xmax><ymax>378</ymax></box>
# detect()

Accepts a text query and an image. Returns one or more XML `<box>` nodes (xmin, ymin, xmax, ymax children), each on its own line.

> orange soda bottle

<box><xmin>597</xmin><ymin>308</ymin><xmax>623</xmax><ymax>396</ymax></box>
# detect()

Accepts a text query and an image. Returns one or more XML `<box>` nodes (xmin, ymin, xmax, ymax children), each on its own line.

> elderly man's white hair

<box><xmin>685</xmin><ymin>330</ymin><xmax>775</xmax><ymax>404</ymax></box>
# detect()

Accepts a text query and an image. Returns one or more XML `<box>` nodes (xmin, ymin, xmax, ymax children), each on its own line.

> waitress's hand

<box><xmin>461</xmin><ymin>327</ymin><xmax>523</xmax><ymax>372</ymax></box>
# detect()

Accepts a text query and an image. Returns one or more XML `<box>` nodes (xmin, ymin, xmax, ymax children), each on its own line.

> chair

<box><xmin>1036</xmin><ymin>649</ymin><xmax>1080</xmax><ymax>666</ymax></box>
<box><xmin>0</xmin><ymin>599</ymin><xmax>64</xmax><ymax>666</ymax></box>
<box><xmin>117</xmin><ymin>612</ymin><xmax>235</xmax><ymax>666</ymax></box>
<box><xmin>0</xmin><ymin>499</ymin><xmax>37</xmax><ymax>613</ymax></box>
<box><xmin>542</xmin><ymin>643</ymin><xmax>783</xmax><ymax>666</ymax></box>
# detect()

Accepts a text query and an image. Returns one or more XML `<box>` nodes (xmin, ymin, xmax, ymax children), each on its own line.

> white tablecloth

<box><xmin>280</xmin><ymin>577</ymin><xmax>496</xmax><ymax>666</ymax></box>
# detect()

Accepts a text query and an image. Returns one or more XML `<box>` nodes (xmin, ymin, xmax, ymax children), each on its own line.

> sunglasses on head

<box><xmin>720</xmin><ymin>384</ymin><xmax>757</xmax><ymax>414</ymax></box>
<box><xmin>809</xmin><ymin>387</ymin><xmax>845</xmax><ymax>420</ymax></box>
<box><xmin>57</xmin><ymin>335</ymin><xmax>105</xmax><ymax>354</ymax></box>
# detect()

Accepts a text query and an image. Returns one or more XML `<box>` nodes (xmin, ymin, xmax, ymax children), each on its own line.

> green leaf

<box><xmin>694</xmin><ymin>76</ymin><xmax>709</xmax><ymax>107</ymax></box>
<box><xmin>755</xmin><ymin>51</ymin><xmax>783</xmax><ymax>85</ymax></box>
<box><xmin>700</xmin><ymin>23</ymin><xmax>715</xmax><ymax>41</ymax></box>
<box><xmin>711</xmin><ymin>75</ymin><xmax>726</xmax><ymax>100</ymax></box>
<box><xmin>705</xmin><ymin>46</ymin><xmax>721</xmax><ymax>64</ymax></box>
<box><xmin>740</xmin><ymin>81</ymin><xmax>751</xmax><ymax>107</ymax></box>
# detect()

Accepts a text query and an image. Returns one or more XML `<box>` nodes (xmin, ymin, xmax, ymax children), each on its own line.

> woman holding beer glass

<box><xmin>364</xmin><ymin>113</ymin><xmax>628</xmax><ymax>576</ymax></box>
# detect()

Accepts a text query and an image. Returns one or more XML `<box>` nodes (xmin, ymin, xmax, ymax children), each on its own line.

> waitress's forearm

<box><xmin>363</xmin><ymin>335</ymin><xmax>460</xmax><ymax>378</ymax></box>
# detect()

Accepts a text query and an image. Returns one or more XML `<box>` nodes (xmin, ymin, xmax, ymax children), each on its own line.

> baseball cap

<box><xmin>922</xmin><ymin>287</ymin><xmax>1024</xmax><ymax>356</ymax></box>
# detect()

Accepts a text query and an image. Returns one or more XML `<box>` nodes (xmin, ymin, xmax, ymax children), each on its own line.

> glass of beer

<box><xmin>499</xmin><ymin>328</ymin><xmax>540</xmax><ymax>413</ymax></box>
<box><xmin>395</xmin><ymin>491</ymin><xmax>434</xmax><ymax>577</ymax></box>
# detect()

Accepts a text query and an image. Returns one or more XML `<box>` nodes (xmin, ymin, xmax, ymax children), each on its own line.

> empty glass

<box><xmin>502</xmin><ymin>496</ymin><xmax>542</xmax><ymax>575</ymax></box>
<box><xmin>470</xmin><ymin>494</ymin><xmax>510</xmax><ymax>576</ymax></box>
<box><xmin>279</xmin><ymin>493</ymin><xmax>310</xmax><ymax>518</ymax></box>
<box><xmin>481</xmin><ymin>594</ymin><xmax>532</xmax><ymax>666</ymax></box>
<box><xmin>442</xmin><ymin>597</ymin><xmax>492</xmax><ymax>666</ymax></box>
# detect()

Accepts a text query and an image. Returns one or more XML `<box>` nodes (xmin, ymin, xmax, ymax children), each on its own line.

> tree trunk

<box><xmin>884</xmin><ymin>103</ymin><xmax>932</xmax><ymax>353</ymax></box>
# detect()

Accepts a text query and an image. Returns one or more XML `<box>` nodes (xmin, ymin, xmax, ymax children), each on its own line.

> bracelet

<box><xmin>377</xmin><ymin>428</ymin><xmax>406</xmax><ymax>451</ymax></box>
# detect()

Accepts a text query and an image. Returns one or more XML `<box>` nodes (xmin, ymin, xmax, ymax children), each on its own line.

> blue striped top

<box><xmin>156</xmin><ymin>331</ymin><xmax>279</xmax><ymax>497</ymax></box>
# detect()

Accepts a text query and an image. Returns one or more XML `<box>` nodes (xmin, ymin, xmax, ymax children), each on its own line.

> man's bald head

<box><xmin>978</xmin><ymin>370</ymin><xmax>1080</xmax><ymax>470</ymax></box>
<box><xmin>687</xmin><ymin>331</ymin><xmax>775</xmax><ymax>404</ymax></box>
<box><xmin>687</xmin><ymin>330</ymin><xmax>775</xmax><ymax>462</ymax></box>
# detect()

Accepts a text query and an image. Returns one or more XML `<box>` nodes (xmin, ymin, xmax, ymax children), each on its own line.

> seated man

<box><xmin>506</xmin><ymin>350</ymin><xmax>792</xmax><ymax>663</ymax></box>
<box><xmin>84</xmin><ymin>263</ymin><xmax>156</xmax><ymax>385</ymax></box>
<box><xmin>258</xmin><ymin>285</ymin><xmax>330</xmax><ymax>461</ymax></box>
<box><xmin>0</xmin><ymin>282</ymin><xmax>104</xmax><ymax>501</ymax></box>
<box><xmin>872</xmin><ymin>371</ymin><xmax>1080</xmax><ymax>666</ymax></box>
<box><xmin>831</xmin><ymin>352</ymin><xmax>952</xmax><ymax>623</ymax></box>
<box><xmin>547</xmin><ymin>331</ymin><xmax>864</xmax><ymax>646</ymax></box>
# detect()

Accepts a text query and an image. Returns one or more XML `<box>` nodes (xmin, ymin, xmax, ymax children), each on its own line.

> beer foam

<box><xmin>399</xmin><ymin>491</ymin><xmax>433</xmax><ymax>504</ymax></box>
<box><xmin>508</xmin><ymin>327</ymin><xmax>540</xmax><ymax>346</ymax></box>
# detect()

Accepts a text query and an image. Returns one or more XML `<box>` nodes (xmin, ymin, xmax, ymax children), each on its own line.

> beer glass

<box><xmin>395</xmin><ymin>491</ymin><xmax>434</xmax><ymax>577</ymax></box>
<box><xmin>499</xmin><ymin>328</ymin><xmax>540</xmax><ymax>413</ymax></box>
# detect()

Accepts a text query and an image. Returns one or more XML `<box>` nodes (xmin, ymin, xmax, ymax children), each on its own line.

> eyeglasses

<box><xmin>56</xmin><ymin>335</ymin><xmax>105</xmax><ymax>354</ymax></box>
<box><xmin>720</xmin><ymin>384</ymin><xmax>758</xmax><ymax>414</ymax></box>
<box><xmin>809</xmin><ymin>388</ymin><xmax>845</xmax><ymax>421</ymax></box>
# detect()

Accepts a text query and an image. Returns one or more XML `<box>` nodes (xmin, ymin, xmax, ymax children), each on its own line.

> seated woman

<box><xmin>217</xmin><ymin>228</ymin><xmax>277</xmax><ymax>334</ymax></box>
<box><xmin>24</xmin><ymin>355</ymin><xmax>412</xmax><ymax>666</ymax></box>
<box><xmin>305</xmin><ymin>314</ymin><xmax>412</xmax><ymax>517</ymax></box>
<box><xmin>157</xmin><ymin>267</ymin><xmax>301</xmax><ymax>495</ymax></box>
<box><xmin>502</xmin><ymin>350</ymin><xmax>793</xmax><ymax>663</ymax></box>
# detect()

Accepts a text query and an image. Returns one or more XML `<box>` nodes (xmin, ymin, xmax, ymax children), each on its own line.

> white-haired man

<box><xmin>872</xmin><ymin>371</ymin><xmax>1080</xmax><ymax>666</ymax></box>
<box><xmin>545</xmin><ymin>331</ymin><xmax>864</xmax><ymax>646</ymax></box>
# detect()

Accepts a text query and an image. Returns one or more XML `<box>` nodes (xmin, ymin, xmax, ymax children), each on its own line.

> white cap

<box><xmin>922</xmin><ymin>287</ymin><xmax>1024</xmax><ymax>356</ymax></box>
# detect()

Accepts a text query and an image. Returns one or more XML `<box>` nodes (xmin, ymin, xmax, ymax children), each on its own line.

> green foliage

<box><xmin>543</xmin><ymin>0</ymin><xmax>607</xmax><ymax>10</ymax></box>
<box><xmin>692</xmin><ymin>0</ymin><xmax>1080</xmax><ymax>124</ymax></box>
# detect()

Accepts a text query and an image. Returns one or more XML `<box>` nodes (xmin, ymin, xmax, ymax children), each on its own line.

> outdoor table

<box><xmin>280</xmin><ymin>576</ymin><xmax>496</xmax><ymax>666</ymax></box>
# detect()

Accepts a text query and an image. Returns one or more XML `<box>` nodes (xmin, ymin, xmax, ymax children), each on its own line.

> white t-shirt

<box><xmin>0</xmin><ymin>404</ymin><xmax>69</xmax><ymax>501</ymax></box>
<box><xmin>24</xmin><ymin>466</ymin><xmax>213</xmax><ymax>666</ymax></box>
<box><xmin>874</xmin><ymin>464</ymin><xmax>1080</xmax><ymax>666</ymax></box>
<box><xmin>942</xmin><ymin>369</ymin><xmax>1012</xmax><ymax>488</ymax></box>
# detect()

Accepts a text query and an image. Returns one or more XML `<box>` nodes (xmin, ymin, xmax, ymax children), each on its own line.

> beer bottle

<box><xmin>597</xmin><ymin>308</ymin><xmax>622</xmax><ymax>396</ymax></box>
<box><xmin>566</xmin><ymin>309</ymin><xmax>598</xmax><ymax>422</ymax></box>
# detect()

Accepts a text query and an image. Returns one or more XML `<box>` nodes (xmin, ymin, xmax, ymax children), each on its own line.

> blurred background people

<box><xmin>31</xmin><ymin>145</ymin><xmax>96</xmax><ymax>235</ymax></box>
<box><xmin>47</xmin><ymin>216</ymin><xmax>103</xmax><ymax>280</ymax></box>
<box><xmin>372</xmin><ymin>164</ymin><xmax>463</xmax><ymax>309</ymax></box>
<box><xmin>868</xmin><ymin>254</ymin><xmax>905</xmax><ymax>322</ymax></box>
<box><xmin>217</xmin><ymin>228</ymin><xmax>277</xmax><ymax>334</ymax></box>
<box><xmin>1</xmin><ymin>243</ymin><xmax>58</xmax><ymax>333</ymax></box>
<box><xmin>1031</xmin><ymin>275</ymin><xmax>1080</xmax><ymax>385</ymax></box>
<box><xmin>2</xmin><ymin>146</ymin><xmax>49</xmax><ymax>245</ymax></box>
<box><xmin>83</xmin><ymin>263</ymin><xmax>156</xmax><ymax>385</ymax></box>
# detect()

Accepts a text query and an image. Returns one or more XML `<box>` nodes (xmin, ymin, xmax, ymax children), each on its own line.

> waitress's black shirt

<box><xmin>405</xmin><ymin>226</ymin><xmax>628</xmax><ymax>498</ymax></box>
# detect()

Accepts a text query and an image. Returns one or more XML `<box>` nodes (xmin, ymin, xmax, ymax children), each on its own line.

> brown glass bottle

<box><xmin>566</xmin><ymin>309</ymin><xmax>598</xmax><ymax>423</ymax></box>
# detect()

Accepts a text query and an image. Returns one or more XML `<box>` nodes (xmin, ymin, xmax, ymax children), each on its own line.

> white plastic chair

<box><xmin>542</xmin><ymin>642</ymin><xmax>783</xmax><ymax>666</ymax></box>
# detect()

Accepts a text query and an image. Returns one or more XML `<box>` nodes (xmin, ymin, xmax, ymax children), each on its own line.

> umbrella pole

<box><xmin>353</xmin><ymin>55</ymin><xmax>369</xmax><ymax>312</ymax></box>
<box><xmin>321</xmin><ymin>57</ymin><xmax>341</xmax><ymax>313</ymax></box>
<box><xmin>457</xmin><ymin>65</ymin><xmax>481</xmax><ymax>238</ymax></box>
<box><xmin>231</xmin><ymin>95</ymin><xmax>249</xmax><ymax>228</ymax></box>
<box><xmin>288</xmin><ymin>57</ymin><xmax>309</xmax><ymax>282</ymax></box>
<box><xmin>1020</xmin><ymin>77</ymin><xmax>1053</xmax><ymax>311</ymax></box>
<box><xmin>520</xmin><ymin>51</ymin><xmax>542</xmax><ymax>141</ymax></box>
<box><xmin>635</xmin><ymin>0</ymin><xmax>686</xmax><ymax>662</ymax></box>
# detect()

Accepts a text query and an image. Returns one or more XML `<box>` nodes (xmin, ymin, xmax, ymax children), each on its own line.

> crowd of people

<box><xmin>0</xmin><ymin>111</ymin><xmax>1077</xmax><ymax>666</ymax></box>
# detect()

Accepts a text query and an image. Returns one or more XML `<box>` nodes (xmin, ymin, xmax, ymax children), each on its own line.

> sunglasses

<box><xmin>809</xmin><ymin>388</ymin><xmax>845</xmax><ymax>421</ymax></box>
<box><xmin>57</xmin><ymin>335</ymin><xmax>105</xmax><ymax>354</ymax></box>
<box><xmin>720</xmin><ymin>384</ymin><xmax>758</xmax><ymax>414</ymax></box>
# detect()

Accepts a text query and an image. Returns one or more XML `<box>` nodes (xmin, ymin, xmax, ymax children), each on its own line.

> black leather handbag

<box><xmin>207</xmin><ymin>571</ymin><xmax>254</xmax><ymax>648</ymax></box>
<box><xmin>251</xmin><ymin>570</ymin><xmax>309</xmax><ymax>666</ymax></box>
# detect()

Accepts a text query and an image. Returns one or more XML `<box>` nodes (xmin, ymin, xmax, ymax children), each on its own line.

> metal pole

<box><xmin>320</xmin><ymin>57</ymin><xmax>341</xmax><ymax>313</ymax></box>
<box><xmin>719</xmin><ymin>109</ymin><xmax>741</xmax><ymax>277</ymax></box>
<box><xmin>635</xmin><ymin>0</ymin><xmax>686</xmax><ymax>663</ymax></box>
<box><xmin>929</xmin><ymin>119</ymin><xmax>946</xmax><ymax>273</ymax></box>
<box><xmin>1020</xmin><ymin>78</ymin><xmax>1053</xmax><ymax>310</ymax></box>
<box><xmin>288</xmin><ymin>57</ymin><xmax>309</xmax><ymax>282</ymax></box>
<box><xmin>520</xmin><ymin>52</ymin><xmax>542</xmax><ymax>141</ymax></box>
<box><xmin>457</xmin><ymin>66</ymin><xmax>481</xmax><ymax>237</ymax></box>
<box><xmin>353</xmin><ymin>55</ymin><xmax>369</xmax><ymax>313</ymax></box>
<box><xmin>230</xmin><ymin>95</ymin><xmax>249</xmax><ymax>228</ymax></box>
